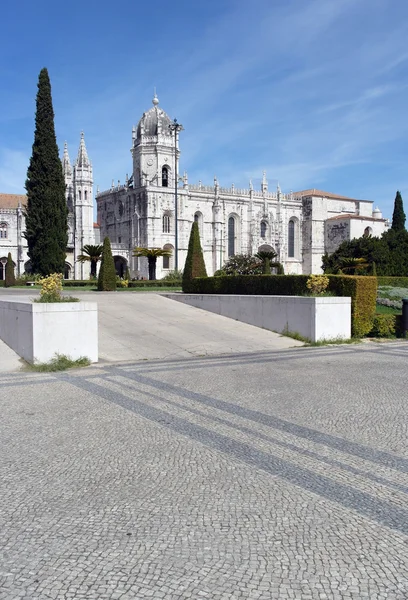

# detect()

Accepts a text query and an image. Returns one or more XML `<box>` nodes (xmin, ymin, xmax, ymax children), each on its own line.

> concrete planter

<box><xmin>0</xmin><ymin>300</ymin><xmax>98</xmax><ymax>364</ymax></box>
<box><xmin>165</xmin><ymin>294</ymin><xmax>351</xmax><ymax>342</ymax></box>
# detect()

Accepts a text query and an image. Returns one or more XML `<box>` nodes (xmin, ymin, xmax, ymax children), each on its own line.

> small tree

<box><xmin>183</xmin><ymin>222</ymin><xmax>207</xmax><ymax>286</ymax></box>
<box><xmin>133</xmin><ymin>247</ymin><xmax>172</xmax><ymax>280</ymax></box>
<box><xmin>77</xmin><ymin>244</ymin><xmax>103</xmax><ymax>278</ymax></box>
<box><xmin>98</xmin><ymin>237</ymin><xmax>117</xmax><ymax>291</ymax></box>
<box><xmin>391</xmin><ymin>191</ymin><xmax>406</xmax><ymax>231</ymax></box>
<box><xmin>255</xmin><ymin>250</ymin><xmax>277</xmax><ymax>275</ymax></box>
<box><xmin>5</xmin><ymin>253</ymin><xmax>16</xmax><ymax>287</ymax></box>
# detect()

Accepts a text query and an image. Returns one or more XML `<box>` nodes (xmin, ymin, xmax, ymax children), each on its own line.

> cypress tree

<box><xmin>98</xmin><ymin>237</ymin><xmax>117</xmax><ymax>291</ymax></box>
<box><xmin>391</xmin><ymin>191</ymin><xmax>406</xmax><ymax>231</ymax></box>
<box><xmin>24</xmin><ymin>68</ymin><xmax>68</xmax><ymax>276</ymax></box>
<box><xmin>5</xmin><ymin>253</ymin><xmax>16</xmax><ymax>287</ymax></box>
<box><xmin>182</xmin><ymin>222</ymin><xmax>207</xmax><ymax>291</ymax></box>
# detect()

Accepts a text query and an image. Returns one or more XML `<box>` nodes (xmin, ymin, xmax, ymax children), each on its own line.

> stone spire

<box><xmin>76</xmin><ymin>132</ymin><xmax>90</xmax><ymax>168</ymax></box>
<box><xmin>62</xmin><ymin>141</ymin><xmax>72</xmax><ymax>177</ymax></box>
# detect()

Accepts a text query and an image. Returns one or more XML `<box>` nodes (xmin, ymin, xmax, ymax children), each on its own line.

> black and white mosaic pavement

<box><xmin>1</xmin><ymin>342</ymin><xmax>407</xmax><ymax>599</ymax></box>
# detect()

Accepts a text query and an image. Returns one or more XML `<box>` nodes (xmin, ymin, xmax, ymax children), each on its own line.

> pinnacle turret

<box><xmin>76</xmin><ymin>132</ymin><xmax>91</xmax><ymax>168</ymax></box>
<box><xmin>62</xmin><ymin>141</ymin><xmax>72</xmax><ymax>177</ymax></box>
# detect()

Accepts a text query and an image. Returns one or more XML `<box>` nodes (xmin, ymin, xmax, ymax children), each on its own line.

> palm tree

<box><xmin>77</xmin><ymin>244</ymin><xmax>103</xmax><ymax>278</ymax></box>
<box><xmin>255</xmin><ymin>250</ymin><xmax>277</xmax><ymax>275</ymax></box>
<box><xmin>133</xmin><ymin>247</ymin><xmax>172</xmax><ymax>280</ymax></box>
<box><xmin>336</xmin><ymin>257</ymin><xmax>370</xmax><ymax>275</ymax></box>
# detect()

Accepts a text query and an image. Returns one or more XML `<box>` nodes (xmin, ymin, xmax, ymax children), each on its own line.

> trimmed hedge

<box><xmin>128</xmin><ymin>280</ymin><xmax>182</xmax><ymax>288</ymax></box>
<box><xmin>377</xmin><ymin>276</ymin><xmax>408</xmax><ymax>287</ymax></box>
<box><xmin>184</xmin><ymin>274</ymin><xmax>377</xmax><ymax>337</ymax></box>
<box><xmin>63</xmin><ymin>280</ymin><xmax>96</xmax><ymax>287</ymax></box>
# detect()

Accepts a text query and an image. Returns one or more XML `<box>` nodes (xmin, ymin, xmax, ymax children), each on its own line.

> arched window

<box><xmin>78</xmin><ymin>190</ymin><xmax>82</xmax><ymax>201</ymax></box>
<box><xmin>64</xmin><ymin>263</ymin><xmax>72</xmax><ymax>280</ymax></box>
<box><xmin>363</xmin><ymin>226</ymin><xmax>372</xmax><ymax>237</ymax></box>
<box><xmin>260</xmin><ymin>221</ymin><xmax>267</xmax><ymax>238</ymax></box>
<box><xmin>162</xmin><ymin>166</ymin><xmax>169</xmax><ymax>187</ymax></box>
<box><xmin>84</xmin><ymin>190</ymin><xmax>87</xmax><ymax>201</ymax></box>
<box><xmin>163</xmin><ymin>214</ymin><xmax>171</xmax><ymax>233</ymax></box>
<box><xmin>163</xmin><ymin>244</ymin><xmax>173</xmax><ymax>270</ymax></box>
<box><xmin>0</xmin><ymin>223</ymin><xmax>7</xmax><ymax>239</ymax></box>
<box><xmin>288</xmin><ymin>220</ymin><xmax>295</xmax><ymax>257</ymax></box>
<box><xmin>194</xmin><ymin>211</ymin><xmax>203</xmax><ymax>240</ymax></box>
<box><xmin>228</xmin><ymin>216</ymin><xmax>236</xmax><ymax>257</ymax></box>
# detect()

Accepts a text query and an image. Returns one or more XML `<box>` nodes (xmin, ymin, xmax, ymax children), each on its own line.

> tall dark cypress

<box><xmin>391</xmin><ymin>190</ymin><xmax>406</xmax><ymax>231</ymax></box>
<box><xmin>24</xmin><ymin>68</ymin><xmax>68</xmax><ymax>276</ymax></box>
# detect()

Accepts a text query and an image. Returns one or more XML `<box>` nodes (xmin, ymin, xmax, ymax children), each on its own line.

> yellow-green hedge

<box><xmin>327</xmin><ymin>276</ymin><xmax>377</xmax><ymax>337</ymax></box>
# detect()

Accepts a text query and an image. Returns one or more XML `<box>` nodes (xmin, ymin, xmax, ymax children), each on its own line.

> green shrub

<box><xmin>161</xmin><ymin>269</ymin><xmax>183</xmax><ymax>282</ymax></box>
<box><xmin>5</xmin><ymin>253</ymin><xmax>16</xmax><ymax>287</ymax></box>
<box><xmin>370</xmin><ymin>314</ymin><xmax>396</xmax><ymax>337</ymax></box>
<box><xmin>187</xmin><ymin>274</ymin><xmax>377</xmax><ymax>338</ymax></box>
<box><xmin>98</xmin><ymin>237</ymin><xmax>117</xmax><ymax>291</ymax></box>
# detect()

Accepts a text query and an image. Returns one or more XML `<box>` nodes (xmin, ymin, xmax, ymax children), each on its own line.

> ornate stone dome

<box><xmin>136</xmin><ymin>94</ymin><xmax>173</xmax><ymax>139</ymax></box>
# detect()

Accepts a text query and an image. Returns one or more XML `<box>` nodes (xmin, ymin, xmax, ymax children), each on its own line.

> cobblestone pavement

<box><xmin>1</xmin><ymin>342</ymin><xmax>408</xmax><ymax>599</ymax></box>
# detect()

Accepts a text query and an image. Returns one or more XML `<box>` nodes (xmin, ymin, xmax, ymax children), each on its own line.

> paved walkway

<box><xmin>1</xmin><ymin>342</ymin><xmax>407</xmax><ymax>598</ymax></box>
<box><xmin>0</xmin><ymin>290</ymin><xmax>302</xmax><ymax>368</ymax></box>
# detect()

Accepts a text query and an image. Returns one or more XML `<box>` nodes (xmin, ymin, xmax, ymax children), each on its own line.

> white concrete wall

<box><xmin>0</xmin><ymin>300</ymin><xmax>98</xmax><ymax>364</ymax></box>
<box><xmin>165</xmin><ymin>294</ymin><xmax>351</xmax><ymax>342</ymax></box>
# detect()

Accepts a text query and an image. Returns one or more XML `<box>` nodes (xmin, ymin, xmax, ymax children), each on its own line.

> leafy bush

<box><xmin>306</xmin><ymin>274</ymin><xmax>329</xmax><ymax>295</ymax></box>
<box><xmin>161</xmin><ymin>269</ymin><xmax>183</xmax><ymax>282</ymax></box>
<box><xmin>370</xmin><ymin>314</ymin><xmax>396</xmax><ymax>337</ymax></box>
<box><xmin>218</xmin><ymin>254</ymin><xmax>263</xmax><ymax>275</ymax></box>
<box><xmin>187</xmin><ymin>274</ymin><xmax>377</xmax><ymax>337</ymax></box>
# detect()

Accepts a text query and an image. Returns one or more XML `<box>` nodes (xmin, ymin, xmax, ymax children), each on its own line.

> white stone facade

<box><xmin>0</xmin><ymin>134</ymin><xmax>96</xmax><ymax>280</ymax></box>
<box><xmin>96</xmin><ymin>95</ymin><xmax>389</xmax><ymax>279</ymax></box>
<box><xmin>0</xmin><ymin>97</ymin><xmax>389</xmax><ymax>280</ymax></box>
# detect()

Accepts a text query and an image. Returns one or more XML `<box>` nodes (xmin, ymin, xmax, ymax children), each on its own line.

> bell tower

<box><xmin>131</xmin><ymin>94</ymin><xmax>177</xmax><ymax>189</ymax></box>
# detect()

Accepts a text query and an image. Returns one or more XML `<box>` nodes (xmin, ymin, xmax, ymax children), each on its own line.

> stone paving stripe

<box><xmin>110</xmin><ymin>367</ymin><xmax>408</xmax><ymax>474</ymax></box>
<box><xmin>60</xmin><ymin>371</ymin><xmax>408</xmax><ymax>535</ymax></box>
<box><xmin>105</xmin><ymin>373</ymin><xmax>408</xmax><ymax>496</ymax></box>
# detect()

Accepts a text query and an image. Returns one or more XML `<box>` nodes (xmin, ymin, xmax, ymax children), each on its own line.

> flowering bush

<box><xmin>116</xmin><ymin>277</ymin><xmax>129</xmax><ymax>288</ymax></box>
<box><xmin>306</xmin><ymin>274</ymin><xmax>329</xmax><ymax>295</ymax></box>
<box><xmin>39</xmin><ymin>273</ymin><xmax>63</xmax><ymax>302</ymax></box>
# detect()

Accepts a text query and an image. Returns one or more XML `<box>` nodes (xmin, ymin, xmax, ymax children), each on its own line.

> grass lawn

<box><xmin>375</xmin><ymin>304</ymin><xmax>401</xmax><ymax>315</ymax></box>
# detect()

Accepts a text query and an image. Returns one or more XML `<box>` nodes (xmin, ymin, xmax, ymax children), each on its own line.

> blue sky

<box><xmin>1</xmin><ymin>0</ymin><xmax>408</xmax><ymax>219</ymax></box>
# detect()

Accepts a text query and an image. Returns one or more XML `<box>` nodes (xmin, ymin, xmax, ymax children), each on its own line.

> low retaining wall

<box><xmin>165</xmin><ymin>294</ymin><xmax>351</xmax><ymax>342</ymax></box>
<box><xmin>0</xmin><ymin>300</ymin><xmax>98</xmax><ymax>364</ymax></box>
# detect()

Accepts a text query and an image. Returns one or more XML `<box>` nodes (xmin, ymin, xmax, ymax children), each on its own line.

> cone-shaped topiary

<box><xmin>5</xmin><ymin>253</ymin><xmax>16</xmax><ymax>287</ymax></box>
<box><xmin>98</xmin><ymin>237</ymin><xmax>117</xmax><ymax>291</ymax></box>
<box><xmin>182</xmin><ymin>222</ymin><xmax>207</xmax><ymax>291</ymax></box>
<box><xmin>24</xmin><ymin>68</ymin><xmax>68</xmax><ymax>276</ymax></box>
